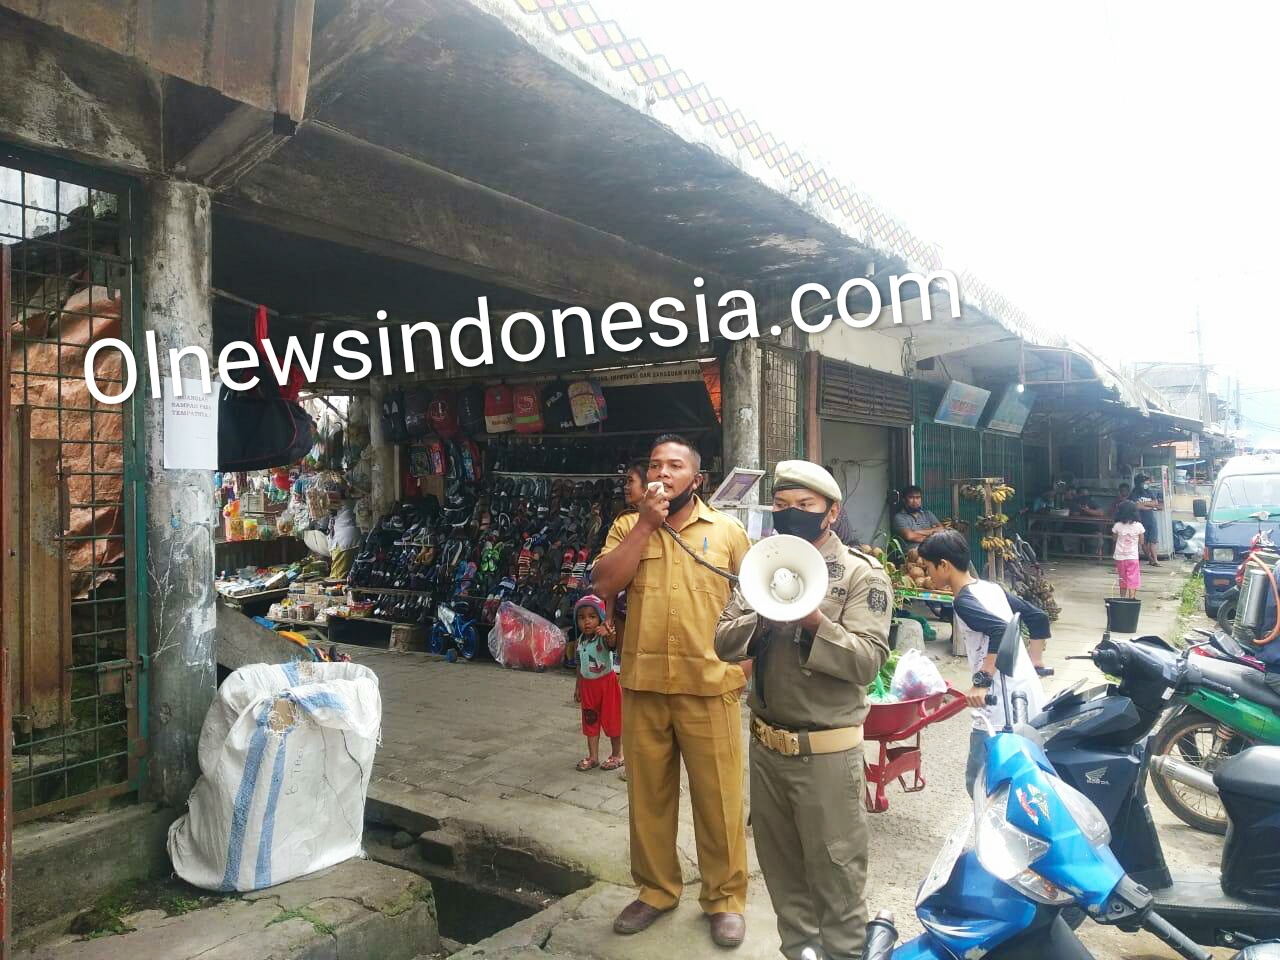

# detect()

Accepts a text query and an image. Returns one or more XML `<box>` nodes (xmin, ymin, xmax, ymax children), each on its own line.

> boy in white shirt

<box><xmin>918</xmin><ymin>530</ymin><xmax>1050</xmax><ymax>796</ymax></box>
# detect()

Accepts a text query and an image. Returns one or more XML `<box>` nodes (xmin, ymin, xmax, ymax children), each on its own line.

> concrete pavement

<box><xmin>350</xmin><ymin>553</ymin><xmax>1231</xmax><ymax>959</ymax></box>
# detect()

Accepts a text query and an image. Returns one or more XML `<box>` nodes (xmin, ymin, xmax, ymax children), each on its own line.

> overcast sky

<box><xmin>591</xmin><ymin>0</ymin><xmax>1280</xmax><ymax>445</ymax></box>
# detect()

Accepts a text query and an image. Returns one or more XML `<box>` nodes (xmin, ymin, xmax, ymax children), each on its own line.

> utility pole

<box><xmin>1195</xmin><ymin>305</ymin><xmax>1208</xmax><ymax>425</ymax></box>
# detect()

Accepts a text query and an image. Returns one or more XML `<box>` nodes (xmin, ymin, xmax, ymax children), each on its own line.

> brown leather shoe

<box><xmin>613</xmin><ymin>899</ymin><xmax>668</xmax><ymax>935</ymax></box>
<box><xmin>709</xmin><ymin>912</ymin><xmax>746</xmax><ymax>948</ymax></box>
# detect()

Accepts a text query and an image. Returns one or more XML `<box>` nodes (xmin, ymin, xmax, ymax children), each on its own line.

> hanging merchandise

<box><xmin>380</xmin><ymin>389</ymin><xmax>410</xmax><ymax>443</ymax></box>
<box><xmin>484</xmin><ymin>384</ymin><xmax>514</xmax><ymax>433</ymax></box>
<box><xmin>569</xmin><ymin>379</ymin><xmax>607</xmax><ymax>427</ymax></box>
<box><xmin>542</xmin><ymin>379</ymin><xmax>576</xmax><ymax>432</ymax></box>
<box><xmin>409</xmin><ymin>437</ymin><xmax>448</xmax><ymax>477</ymax></box>
<box><xmin>403</xmin><ymin>387</ymin><xmax>433</xmax><ymax>439</ymax></box>
<box><xmin>512</xmin><ymin>384</ymin><xmax>544</xmax><ymax>433</ymax></box>
<box><xmin>459</xmin><ymin>384</ymin><xmax>487</xmax><ymax>437</ymax></box>
<box><xmin>429</xmin><ymin>388</ymin><xmax>462</xmax><ymax>439</ymax></box>
<box><xmin>455</xmin><ymin>438</ymin><xmax>483</xmax><ymax>482</ymax></box>
<box><xmin>217</xmin><ymin>374</ymin><xmax>318</xmax><ymax>472</ymax></box>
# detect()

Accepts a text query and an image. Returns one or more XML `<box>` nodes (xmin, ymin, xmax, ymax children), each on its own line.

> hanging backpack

<box><xmin>429</xmin><ymin>389</ymin><xmax>462</xmax><ymax>440</ymax></box>
<box><xmin>485</xmin><ymin>384</ymin><xmax>514</xmax><ymax>434</ymax></box>
<box><xmin>380</xmin><ymin>389</ymin><xmax>410</xmax><ymax>444</ymax></box>
<box><xmin>459</xmin><ymin>385</ymin><xmax>487</xmax><ymax>436</ymax></box>
<box><xmin>457</xmin><ymin>438</ymin><xmax>484</xmax><ymax>483</ymax></box>
<box><xmin>542</xmin><ymin>379</ymin><xmax>575</xmax><ymax>432</ymax></box>
<box><xmin>512</xmin><ymin>384</ymin><xmax>544</xmax><ymax>434</ymax></box>
<box><xmin>569</xmin><ymin>380</ymin><xmax>607</xmax><ymax>427</ymax></box>
<box><xmin>403</xmin><ymin>388</ymin><xmax>433</xmax><ymax>438</ymax></box>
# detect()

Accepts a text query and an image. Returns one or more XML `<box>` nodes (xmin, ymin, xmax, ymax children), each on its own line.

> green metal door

<box><xmin>2</xmin><ymin>146</ymin><xmax>147</xmax><ymax>820</ymax></box>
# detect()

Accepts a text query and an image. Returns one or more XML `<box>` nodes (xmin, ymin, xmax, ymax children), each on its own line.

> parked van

<box><xmin>1198</xmin><ymin>453</ymin><xmax>1280</xmax><ymax>617</ymax></box>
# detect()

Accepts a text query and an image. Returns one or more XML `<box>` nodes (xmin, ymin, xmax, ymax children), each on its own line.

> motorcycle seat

<box><xmin>1214</xmin><ymin>745</ymin><xmax>1280</xmax><ymax>803</ymax></box>
<box><xmin>1192</xmin><ymin>655</ymin><xmax>1280</xmax><ymax>712</ymax></box>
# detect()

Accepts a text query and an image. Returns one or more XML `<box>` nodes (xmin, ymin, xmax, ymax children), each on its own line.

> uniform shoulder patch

<box><xmin>826</xmin><ymin>560</ymin><xmax>845</xmax><ymax>580</ymax></box>
<box><xmin>867</xmin><ymin>585</ymin><xmax>889</xmax><ymax>614</ymax></box>
<box><xmin>846</xmin><ymin>545</ymin><xmax>883</xmax><ymax>570</ymax></box>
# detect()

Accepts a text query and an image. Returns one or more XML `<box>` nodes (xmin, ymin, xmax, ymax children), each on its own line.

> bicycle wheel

<box><xmin>428</xmin><ymin>623</ymin><xmax>449</xmax><ymax>655</ymax></box>
<box><xmin>1150</xmin><ymin>708</ymin><xmax>1249</xmax><ymax>835</ymax></box>
<box><xmin>460</xmin><ymin>624</ymin><xmax>480</xmax><ymax>660</ymax></box>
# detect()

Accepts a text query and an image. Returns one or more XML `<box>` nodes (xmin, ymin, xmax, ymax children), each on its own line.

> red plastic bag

<box><xmin>489</xmin><ymin>601</ymin><xmax>565</xmax><ymax>670</ymax></box>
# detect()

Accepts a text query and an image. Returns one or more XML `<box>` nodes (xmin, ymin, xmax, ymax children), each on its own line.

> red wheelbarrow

<box><xmin>863</xmin><ymin>684</ymin><xmax>969</xmax><ymax>813</ymax></box>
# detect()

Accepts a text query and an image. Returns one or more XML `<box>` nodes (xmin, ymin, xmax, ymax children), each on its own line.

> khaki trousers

<box><xmin>622</xmin><ymin>689</ymin><xmax>748</xmax><ymax>914</ymax></box>
<box><xmin>749</xmin><ymin>738</ymin><xmax>870</xmax><ymax>960</ymax></box>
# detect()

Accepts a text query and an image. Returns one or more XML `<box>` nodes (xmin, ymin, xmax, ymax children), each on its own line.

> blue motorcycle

<box><xmin>857</xmin><ymin>615</ymin><xmax>1274</xmax><ymax>960</ymax></box>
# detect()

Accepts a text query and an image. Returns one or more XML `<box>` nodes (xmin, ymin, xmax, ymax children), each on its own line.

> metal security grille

<box><xmin>914</xmin><ymin>405</ymin><xmax>1027</xmax><ymax>558</ymax></box>
<box><xmin>818</xmin><ymin>359</ymin><xmax>912</xmax><ymax>426</ymax></box>
<box><xmin>982</xmin><ymin>432</ymin><xmax>1026</xmax><ymax>519</ymax></box>
<box><xmin>760</xmin><ymin>345</ymin><xmax>800</xmax><ymax>499</ymax></box>
<box><xmin>2</xmin><ymin>150</ymin><xmax>145</xmax><ymax>820</ymax></box>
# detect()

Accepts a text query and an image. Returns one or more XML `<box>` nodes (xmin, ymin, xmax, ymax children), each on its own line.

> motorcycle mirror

<box><xmin>995</xmin><ymin>612</ymin><xmax>1023</xmax><ymax>678</ymax></box>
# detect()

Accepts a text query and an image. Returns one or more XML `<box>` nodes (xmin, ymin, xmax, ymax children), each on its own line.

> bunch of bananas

<box><xmin>980</xmin><ymin>536</ymin><xmax>1020</xmax><ymax>560</ymax></box>
<box><xmin>1015</xmin><ymin>575</ymin><xmax>1061</xmax><ymax>620</ymax></box>
<box><xmin>959</xmin><ymin>483</ymin><xmax>985</xmax><ymax>501</ymax></box>
<box><xmin>976</xmin><ymin>513</ymin><xmax>1010</xmax><ymax>532</ymax></box>
<box><xmin>941</xmin><ymin>517</ymin><xmax>970</xmax><ymax>533</ymax></box>
<box><xmin>991</xmin><ymin>484</ymin><xmax>1016</xmax><ymax>504</ymax></box>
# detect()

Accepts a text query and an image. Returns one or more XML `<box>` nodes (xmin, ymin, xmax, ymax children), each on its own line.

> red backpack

<box><xmin>484</xmin><ymin>385</ymin><xmax>514</xmax><ymax>434</ymax></box>
<box><xmin>512</xmin><ymin>384</ymin><xmax>544</xmax><ymax>434</ymax></box>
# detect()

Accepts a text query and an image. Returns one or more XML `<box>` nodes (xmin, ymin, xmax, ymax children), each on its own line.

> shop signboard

<box><xmin>933</xmin><ymin>381</ymin><xmax>991</xmax><ymax>430</ymax></box>
<box><xmin>985</xmin><ymin>385</ymin><xmax>1033</xmax><ymax>435</ymax></box>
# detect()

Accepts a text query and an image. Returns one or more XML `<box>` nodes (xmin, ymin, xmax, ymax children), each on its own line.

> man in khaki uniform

<box><xmin>716</xmin><ymin>460</ymin><xmax>891</xmax><ymax>960</ymax></box>
<box><xmin>591</xmin><ymin>435</ymin><xmax>751</xmax><ymax>949</ymax></box>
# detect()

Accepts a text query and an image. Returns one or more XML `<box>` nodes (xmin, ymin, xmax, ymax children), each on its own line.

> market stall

<box><xmin>344</xmin><ymin>361</ymin><xmax>726</xmax><ymax>657</ymax></box>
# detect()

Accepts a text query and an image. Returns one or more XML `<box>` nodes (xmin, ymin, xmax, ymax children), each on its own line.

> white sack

<box><xmin>167</xmin><ymin>660</ymin><xmax>381</xmax><ymax>892</ymax></box>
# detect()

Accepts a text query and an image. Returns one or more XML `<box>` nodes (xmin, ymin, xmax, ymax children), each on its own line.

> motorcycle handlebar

<box><xmin>860</xmin><ymin>912</ymin><xmax>898</xmax><ymax>960</ymax></box>
<box><xmin>1141</xmin><ymin>911</ymin><xmax>1211</xmax><ymax>960</ymax></box>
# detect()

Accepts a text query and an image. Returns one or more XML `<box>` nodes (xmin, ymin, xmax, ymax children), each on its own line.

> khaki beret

<box><xmin>772</xmin><ymin>460</ymin><xmax>842</xmax><ymax>502</ymax></box>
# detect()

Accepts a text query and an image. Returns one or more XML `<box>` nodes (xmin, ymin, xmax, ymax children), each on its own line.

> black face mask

<box><xmin>772</xmin><ymin>507</ymin><xmax>828</xmax><ymax>543</ymax></box>
<box><xmin>666</xmin><ymin>478</ymin><xmax>700</xmax><ymax>515</ymax></box>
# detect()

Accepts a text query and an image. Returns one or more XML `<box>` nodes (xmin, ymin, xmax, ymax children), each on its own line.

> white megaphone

<box><xmin>738</xmin><ymin>534</ymin><xmax>829</xmax><ymax>622</ymax></box>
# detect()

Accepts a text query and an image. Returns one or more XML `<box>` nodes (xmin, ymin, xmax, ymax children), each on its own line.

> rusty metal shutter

<box><xmin>818</xmin><ymin>359</ymin><xmax>912</xmax><ymax>427</ymax></box>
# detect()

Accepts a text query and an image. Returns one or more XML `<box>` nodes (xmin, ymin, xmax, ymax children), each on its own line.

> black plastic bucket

<box><xmin>1105</xmin><ymin>597</ymin><xmax>1142</xmax><ymax>633</ymax></box>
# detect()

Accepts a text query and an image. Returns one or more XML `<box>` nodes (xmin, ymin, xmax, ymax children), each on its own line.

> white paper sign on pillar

<box><xmin>163</xmin><ymin>377</ymin><xmax>219</xmax><ymax>470</ymax></box>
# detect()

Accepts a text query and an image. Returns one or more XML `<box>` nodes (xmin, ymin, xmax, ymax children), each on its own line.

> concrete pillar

<box><xmin>722</xmin><ymin>339</ymin><xmax>761</xmax><ymax>504</ymax></box>
<box><xmin>367</xmin><ymin>379</ymin><xmax>397</xmax><ymax>518</ymax></box>
<box><xmin>140</xmin><ymin>180</ymin><xmax>217</xmax><ymax>807</ymax></box>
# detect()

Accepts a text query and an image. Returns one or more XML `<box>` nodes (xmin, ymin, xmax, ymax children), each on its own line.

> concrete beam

<box><xmin>140</xmin><ymin>180</ymin><xmax>217</xmax><ymax>807</ymax></box>
<box><xmin>174</xmin><ymin>0</ymin><xmax>416</xmax><ymax>188</ymax></box>
<box><xmin>0</xmin><ymin>8</ymin><xmax>163</xmax><ymax>174</ymax></box>
<box><xmin>228</xmin><ymin>121</ymin><xmax>737</xmax><ymax>312</ymax></box>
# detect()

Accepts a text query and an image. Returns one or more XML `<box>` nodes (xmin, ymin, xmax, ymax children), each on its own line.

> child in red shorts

<box><xmin>572</xmin><ymin>594</ymin><xmax>623</xmax><ymax>772</ymax></box>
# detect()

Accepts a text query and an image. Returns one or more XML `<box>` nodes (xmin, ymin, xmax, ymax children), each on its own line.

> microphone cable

<box><xmin>661</xmin><ymin>521</ymin><xmax>740</xmax><ymax>584</ymax></box>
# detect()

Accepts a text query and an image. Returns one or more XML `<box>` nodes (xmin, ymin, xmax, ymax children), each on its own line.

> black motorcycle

<box><xmin>1029</xmin><ymin>634</ymin><xmax>1280</xmax><ymax>949</ymax></box>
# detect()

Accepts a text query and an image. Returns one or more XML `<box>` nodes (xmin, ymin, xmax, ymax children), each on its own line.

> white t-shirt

<box><xmin>952</xmin><ymin>580</ymin><xmax>1046</xmax><ymax>731</ymax></box>
<box><xmin>1112</xmin><ymin>521</ymin><xmax>1144</xmax><ymax>561</ymax></box>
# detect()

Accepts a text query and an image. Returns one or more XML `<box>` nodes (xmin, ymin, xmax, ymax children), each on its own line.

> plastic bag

<box><xmin>489</xmin><ymin>601</ymin><xmax>566</xmax><ymax>671</ymax></box>
<box><xmin>889</xmin><ymin>648</ymin><xmax>946</xmax><ymax>701</ymax></box>
<box><xmin>168</xmin><ymin>661</ymin><xmax>381</xmax><ymax>892</ymax></box>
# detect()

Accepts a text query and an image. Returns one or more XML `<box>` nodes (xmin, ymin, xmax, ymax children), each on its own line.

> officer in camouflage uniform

<box><xmin>715</xmin><ymin>461</ymin><xmax>892</xmax><ymax>960</ymax></box>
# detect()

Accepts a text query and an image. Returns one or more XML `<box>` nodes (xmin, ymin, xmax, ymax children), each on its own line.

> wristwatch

<box><xmin>972</xmin><ymin>670</ymin><xmax>994</xmax><ymax>689</ymax></box>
